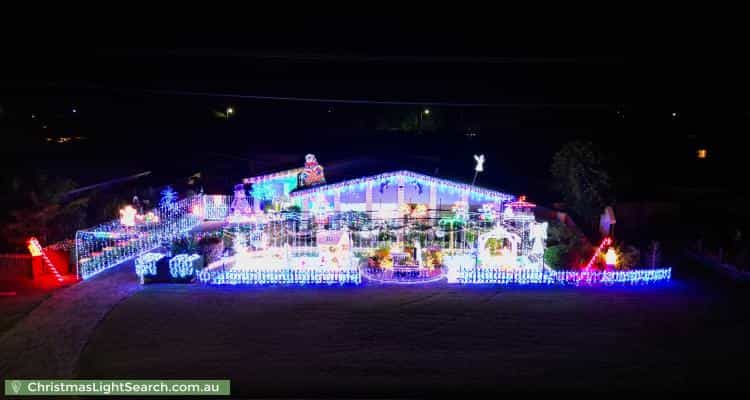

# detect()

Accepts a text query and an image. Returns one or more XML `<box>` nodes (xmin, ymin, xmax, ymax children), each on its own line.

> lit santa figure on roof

<box><xmin>298</xmin><ymin>154</ymin><xmax>326</xmax><ymax>187</ymax></box>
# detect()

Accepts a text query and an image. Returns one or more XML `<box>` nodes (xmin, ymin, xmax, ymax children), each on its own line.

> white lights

<box><xmin>605</xmin><ymin>248</ymin><xmax>617</xmax><ymax>266</ymax></box>
<box><xmin>202</xmin><ymin>195</ymin><xmax>231</xmax><ymax>220</ymax></box>
<box><xmin>453</xmin><ymin>266</ymin><xmax>671</xmax><ymax>285</ymax></box>
<box><xmin>76</xmin><ymin>195</ymin><xmax>202</xmax><ymax>279</ymax></box>
<box><xmin>135</xmin><ymin>252</ymin><xmax>165</xmax><ymax>277</ymax></box>
<box><xmin>290</xmin><ymin>170</ymin><xmax>514</xmax><ymax>204</ymax></box>
<box><xmin>119</xmin><ymin>205</ymin><xmax>137</xmax><ymax>227</ymax></box>
<box><xmin>169</xmin><ymin>253</ymin><xmax>202</xmax><ymax>278</ymax></box>
<box><xmin>473</xmin><ymin>154</ymin><xmax>485</xmax><ymax>172</ymax></box>
<box><xmin>201</xmin><ymin>268</ymin><xmax>362</xmax><ymax>285</ymax></box>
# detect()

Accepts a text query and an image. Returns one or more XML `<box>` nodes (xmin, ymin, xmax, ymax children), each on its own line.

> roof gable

<box><xmin>289</xmin><ymin>170</ymin><xmax>514</xmax><ymax>203</ymax></box>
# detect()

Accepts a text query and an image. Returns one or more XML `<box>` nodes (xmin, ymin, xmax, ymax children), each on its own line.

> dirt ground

<box><xmin>76</xmin><ymin>275</ymin><xmax>749</xmax><ymax>395</ymax></box>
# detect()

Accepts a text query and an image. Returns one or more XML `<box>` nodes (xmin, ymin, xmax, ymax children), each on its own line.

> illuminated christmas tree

<box><xmin>160</xmin><ymin>186</ymin><xmax>178</xmax><ymax>209</ymax></box>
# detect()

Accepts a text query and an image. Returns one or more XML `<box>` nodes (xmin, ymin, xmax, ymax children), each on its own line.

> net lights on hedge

<box><xmin>135</xmin><ymin>252</ymin><xmax>165</xmax><ymax>278</ymax></box>
<box><xmin>169</xmin><ymin>253</ymin><xmax>202</xmax><ymax>278</ymax></box>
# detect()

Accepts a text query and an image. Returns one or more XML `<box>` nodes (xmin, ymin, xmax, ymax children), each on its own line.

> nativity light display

<box><xmin>74</xmin><ymin>154</ymin><xmax>669</xmax><ymax>286</ymax></box>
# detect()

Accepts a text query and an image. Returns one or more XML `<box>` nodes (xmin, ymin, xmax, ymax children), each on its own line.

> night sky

<box><xmin>2</xmin><ymin>18</ymin><xmax>748</xmax><ymax>208</ymax></box>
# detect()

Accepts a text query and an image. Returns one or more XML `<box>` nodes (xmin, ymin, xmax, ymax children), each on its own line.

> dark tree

<box><xmin>0</xmin><ymin>173</ymin><xmax>87</xmax><ymax>251</ymax></box>
<box><xmin>550</xmin><ymin>140</ymin><xmax>612</xmax><ymax>225</ymax></box>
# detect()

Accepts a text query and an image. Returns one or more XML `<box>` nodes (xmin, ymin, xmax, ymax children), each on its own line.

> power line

<box><xmin>133</xmin><ymin>87</ymin><xmax>611</xmax><ymax>109</ymax></box>
<box><xmin>42</xmin><ymin>82</ymin><xmax>615</xmax><ymax>109</ymax></box>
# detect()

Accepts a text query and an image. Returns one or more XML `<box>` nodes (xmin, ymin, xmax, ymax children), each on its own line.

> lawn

<box><xmin>76</xmin><ymin>278</ymin><xmax>749</xmax><ymax>395</ymax></box>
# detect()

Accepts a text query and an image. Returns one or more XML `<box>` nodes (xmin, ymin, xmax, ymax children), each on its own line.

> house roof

<box><xmin>289</xmin><ymin>170</ymin><xmax>515</xmax><ymax>203</ymax></box>
<box><xmin>242</xmin><ymin>168</ymin><xmax>303</xmax><ymax>184</ymax></box>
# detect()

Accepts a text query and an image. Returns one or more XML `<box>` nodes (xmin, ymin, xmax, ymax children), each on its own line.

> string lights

<box><xmin>135</xmin><ymin>252</ymin><xmax>165</xmax><ymax>278</ymax></box>
<box><xmin>76</xmin><ymin>195</ymin><xmax>202</xmax><ymax>279</ymax></box>
<box><xmin>202</xmin><ymin>195</ymin><xmax>231</xmax><ymax>220</ymax></box>
<box><xmin>200</xmin><ymin>268</ymin><xmax>362</xmax><ymax>285</ymax></box>
<box><xmin>169</xmin><ymin>253</ymin><xmax>202</xmax><ymax>278</ymax></box>
<box><xmin>290</xmin><ymin>170</ymin><xmax>514</xmax><ymax>203</ymax></box>
<box><xmin>453</xmin><ymin>266</ymin><xmax>671</xmax><ymax>285</ymax></box>
<box><xmin>98</xmin><ymin>164</ymin><xmax>672</xmax><ymax>287</ymax></box>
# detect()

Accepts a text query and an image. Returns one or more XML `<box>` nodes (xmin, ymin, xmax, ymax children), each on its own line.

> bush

<box><xmin>171</xmin><ymin>236</ymin><xmax>199</xmax><ymax>255</ymax></box>
<box><xmin>222</xmin><ymin>232</ymin><xmax>234</xmax><ymax>253</ymax></box>
<box><xmin>198</xmin><ymin>236</ymin><xmax>224</xmax><ymax>265</ymax></box>
<box><xmin>543</xmin><ymin>220</ymin><xmax>588</xmax><ymax>270</ymax></box>
<box><xmin>614</xmin><ymin>244</ymin><xmax>640</xmax><ymax>270</ymax></box>
<box><xmin>544</xmin><ymin>245</ymin><xmax>566</xmax><ymax>269</ymax></box>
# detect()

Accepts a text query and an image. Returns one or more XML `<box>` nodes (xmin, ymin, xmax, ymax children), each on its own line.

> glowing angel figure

<box><xmin>474</xmin><ymin>154</ymin><xmax>485</xmax><ymax>172</ymax></box>
<box><xmin>472</xmin><ymin>154</ymin><xmax>485</xmax><ymax>185</ymax></box>
<box><xmin>530</xmin><ymin>222</ymin><xmax>548</xmax><ymax>255</ymax></box>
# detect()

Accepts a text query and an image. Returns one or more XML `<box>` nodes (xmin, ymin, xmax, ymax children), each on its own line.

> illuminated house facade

<box><xmin>77</xmin><ymin>153</ymin><xmax>670</xmax><ymax>286</ymax></box>
<box><xmin>216</xmin><ymin>154</ymin><xmax>555</xmax><ymax>284</ymax></box>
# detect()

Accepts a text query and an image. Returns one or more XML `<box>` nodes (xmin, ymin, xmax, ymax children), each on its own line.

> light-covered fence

<box><xmin>75</xmin><ymin>196</ymin><xmax>202</xmax><ymax>279</ymax></box>
<box><xmin>362</xmin><ymin>266</ymin><xmax>444</xmax><ymax>284</ymax></box>
<box><xmin>202</xmin><ymin>195</ymin><xmax>231</xmax><ymax>220</ymax></box>
<box><xmin>196</xmin><ymin>257</ymin><xmax>361</xmax><ymax>285</ymax></box>
<box><xmin>450</xmin><ymin>265</ymin><xmax>672</xmax><ymax>285</ymax></box>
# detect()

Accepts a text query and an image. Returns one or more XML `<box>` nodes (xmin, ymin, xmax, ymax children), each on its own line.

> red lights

<box><xmin>583</xmin><ymin>236</ymin><xmax>613</xmax><ymax>271</ymax></box>
<box><xmin>507</xmin><ymin>195</ymin><xmax>537</xmax><ymax>208</ymax></box>
<box><xmin>27</xmin><ymin>237</ymin><xmax>64</xmax><ymax>283</ymax></box>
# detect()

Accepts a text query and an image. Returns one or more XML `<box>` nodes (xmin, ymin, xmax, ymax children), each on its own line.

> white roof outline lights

<box><xmin>243</xmin><ymin>168</ymin><xmax>304</xmax><ymax>184</ymax></box>
<box><xmin>289</xmin><ymin>170</ymin><xmax>515</xmax><ymax>202</ymax></box>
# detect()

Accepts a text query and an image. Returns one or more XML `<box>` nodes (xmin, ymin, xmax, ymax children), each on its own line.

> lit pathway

<box><xmin>0</xmin><ymin>260</ymin><xmax>140</xmax><ymax>378</ymax></box>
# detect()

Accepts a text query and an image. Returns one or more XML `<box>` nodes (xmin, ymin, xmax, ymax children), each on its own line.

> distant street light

<box><xmin>418</xmin><ymin>108</ymin><xmax>431</xmax><ymax>133</ymax></box>
<box><xmin>226</xmin><ymin>107</ymin><xmax>234</xmax><ymax>119</ymax></box>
